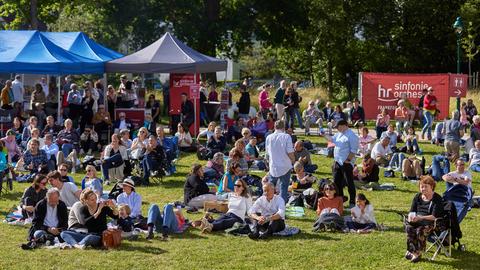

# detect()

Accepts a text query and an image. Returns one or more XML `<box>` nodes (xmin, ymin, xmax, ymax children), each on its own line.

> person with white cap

<box><xmin>116</xmin><ymin>178</ymin><xmax>142</xmax><ymax>219</ymax></box>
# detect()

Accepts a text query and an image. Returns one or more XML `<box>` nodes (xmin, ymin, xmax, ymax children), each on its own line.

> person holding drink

<box><xmin>404</xmin><ymin>176</ymin><xmax>444</xmax><ymax>263</ymax></box>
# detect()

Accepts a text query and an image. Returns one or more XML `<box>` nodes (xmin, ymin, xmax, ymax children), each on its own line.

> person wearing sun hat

<box><xmin>116</xmin><ymin>178</ymin><xmax>142</xmax><ymax>219</ymax></box>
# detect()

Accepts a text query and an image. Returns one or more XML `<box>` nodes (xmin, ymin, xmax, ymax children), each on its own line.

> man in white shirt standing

<box><xmin>248</xmin><ymin>182</ymin><xmax>286</xmax><ymax>240</ymax></box>
<box><xmin>12</xmin><ymin>74</ymin><xmax>25</xmax><ymax>114</ymax></box>
<box><xmin>265</xmin><ymin>120</ymin><xmax>295</xmax><ymax>204</ymax></box>
<box><xmin>40</xmin><ymin>77</ymin><xmax>49</xmax><ymax>97</ymax></box>
<box><xmin>11</xmin><ymin>74</ymin><xmax>24</xmax><ymax>105</ymax></box>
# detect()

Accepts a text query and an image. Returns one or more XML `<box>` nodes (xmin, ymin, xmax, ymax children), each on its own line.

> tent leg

<box><xmin>57</xmin><ymin>76</ymin><xmax>61</xmax><ymax>123</ymax></box>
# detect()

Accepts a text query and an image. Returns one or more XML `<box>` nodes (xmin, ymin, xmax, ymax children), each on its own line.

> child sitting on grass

<box><xmin>117</xmin><ymin>204</ymin><xmax>134</xmax><ymax>238</ymax></box>
<box><xmin>346</xmin><ymin>193</ymin><xmax>377</xmax><ymax>233</ymax></box>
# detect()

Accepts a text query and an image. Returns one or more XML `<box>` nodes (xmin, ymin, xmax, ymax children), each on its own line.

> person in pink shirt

<box><xmin>358</xmin><ymin>127</ymin><xmax>376</xmax><ymax>157</ymax></box>
<box><xmin>258</xmin><ymin>83</ymin><xmax>273</xmax><ymax>119</ymax></box>
<box><xmin>1</xmin><ymin>129</ymin><xmax>22</xmax><ymax>163</ymax></box>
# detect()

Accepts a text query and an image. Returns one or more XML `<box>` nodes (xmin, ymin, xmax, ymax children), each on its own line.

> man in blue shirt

<box><xmin>323</xmin><ymin>120</ymin><xmax>359</xmax><ymax>207</ymax></box>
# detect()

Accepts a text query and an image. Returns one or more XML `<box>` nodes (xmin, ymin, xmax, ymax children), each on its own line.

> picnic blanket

<box><xmin>285</xmin><ymin>206</ymin><xmax>306</xmax><ymax>218</ymax></box>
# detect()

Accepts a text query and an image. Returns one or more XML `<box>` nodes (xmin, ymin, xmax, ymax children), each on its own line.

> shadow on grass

<box><xmin>120</xmin><ymin>242</ymin><xmax>167</xmax><ymax>255</ymax></box>
<box><xmin>289</xmin><ymin>231</ymin><xmax>341</xmax><ymax>241</ymax></box>
<box><xmin>160</xmin><ymin>179</ymin><xmax>186</xmax><ymax>189</ymax></box>
<box><xmin>168</xmin><ymin>230</ymin><xmax>209</xmax><ymax>240</ymax></box>
<box><xmin>422</xmin><ymin>250</ymin><xmax>480</xmax><ymax>269</ymax></box>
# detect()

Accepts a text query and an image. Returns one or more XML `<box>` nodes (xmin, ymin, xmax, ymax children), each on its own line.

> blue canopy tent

<box><xmin>0</xmin><ymin>30</ymin><xmax>122</xmax><ymax>121</ymax></box>
<box><xmin>42</xmin><ymin>32</ymin><xmax>123</xmax><ymax>62</ymax></box>
<box><xmin>0</xmin><ymin>30</ymin><xmax>105</xmax><ymax>74</ymax></box>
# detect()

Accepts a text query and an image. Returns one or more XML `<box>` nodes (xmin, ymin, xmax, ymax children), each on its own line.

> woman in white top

<box><xmin>197</xmin><ymin>121</ymin><xmax>216</xmax><ymax>141</ymax></box>
<box><xmin>130</xmin><ymin>127</ymin><xmax>149</xmax><ymax>159</ymax></box>
<box><xmin>176</xmin><ymin>123</ymin><xmax>195</xmax><ymax>152</ymax></box>
<box><xmin>346</xmin><ymin>193</ymin><xmax>377</xmax><ymax>233</ymax></box>
<box><xmin>101</xmin><ymin>134</ymin><xmax>129</xmax><ymax>184</ymax></box>
<box><xmin>198</xmin><ymin>178</ymin><xmax>252</xmax><ymax>233</ymax></box>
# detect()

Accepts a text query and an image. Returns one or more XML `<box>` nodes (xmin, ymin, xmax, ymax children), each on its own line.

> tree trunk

<box><xmin>30</xmin><ymin>0</ymin><xmax>39</xmax><ymax>30</ymax></box>
<box><xmin>327</xmin><ymin>59</ymin><xmax>333</xmax><ymax>100</ymax></box>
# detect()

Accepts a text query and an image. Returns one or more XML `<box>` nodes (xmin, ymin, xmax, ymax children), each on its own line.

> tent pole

<box><xmin>103</xmin><ymin>73</ymin><xmax>108</xmax><ymax>109</ymax></box>
<box><xmin>57</xmin><ymin>76</ymin><xmax>61</xmax><ymax>123</ymax></box>
<box><xmin>194</xmin><ymin>73</ymin><xmax>197</xmax><ymax>138</ymax></box>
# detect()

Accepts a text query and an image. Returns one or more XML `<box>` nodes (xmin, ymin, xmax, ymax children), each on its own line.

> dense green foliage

<box><xmin>2</xmin><ymin>0</ymin><xmax>480</xmax><ymax>94</ymax></box>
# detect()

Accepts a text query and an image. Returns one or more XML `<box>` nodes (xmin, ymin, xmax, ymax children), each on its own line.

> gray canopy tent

<box><xmin>105</xmin><ymin>32</ymin><xmax>227</xmax><ymax>136</ymax></box>
<box><xmin>105</xmin><ymin>32</ymin><xmax>227</xmax><ymax>73</ymax></box>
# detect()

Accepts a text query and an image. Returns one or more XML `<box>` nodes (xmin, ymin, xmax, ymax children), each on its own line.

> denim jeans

<box><xmin>285</xmin><ymin>109</ymin><xmax>295</xmax><ymax>129</ymax></box>
<box><xmin>33</xmin><ymin>229</ymin><xmax>56</xmax><ymax>242</ymax></box>
<box><xmin>62</xmin><ymin>143</ymin><xmax>74</xmax><ymax>157</ymax></box>
<box><xmin>406</xmin><ymin>138</ymin><xmax>420</xmax><ymax>153</ymax></box>
<box><xmin>60</xmin><ymin>230</ymin><xmax>101</xmax><ymax>247</ymax></box>
<box><xmin>147</xmin><ymin>204</ymin><xmax>178</xmax><ymax>234</ymax></box>
<box><xmin>293</xmin><ymin>108</ymin><xmax>304</xmax><ymax>128</ymax></box>
<box><xmin>101</xmin><ymin>153</ymin><xmax>124</xmax><ymax>181</ymax></box>
<box><xmin>422</xmin><ymin>111</ymin><xmax>433</xmax><ymax>138</ymax></box>
<box><xmin>389</xmin><ymin>153</ymin><xmax>405</xmax><ymax>170</ymax></box>
<box><xmin>470</xmin><ymin>164</ymin><xmax>480</xmax><ymax>172</ymax></box>
<box><xmin>431</xmin><ymin>155</ymin><xmax>450</xmax><ymax>181</ymax></box>
<box><xmin>211</xmin><ymin>212</ymin><xmax>242</xmax><ymax>231</ymax></box>
<box><xmin>142</xmin><ymin>155</ymin><xmax>159</xmax><ymax>184</ymax></box>
<box><xmin>269</xmin><ymin>171</ymin><xmax>291</xmax><ymax>204</ymax></box>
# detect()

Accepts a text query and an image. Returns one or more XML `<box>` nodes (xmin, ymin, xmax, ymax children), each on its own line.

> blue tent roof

<box><xmin>42</xmin><ymin>32</ymin><xmax>123</xmax><ymax>62</ymax></box>
<box><xmin>0</xmin><ymin>30</ymin><xmax>121</xmax><ymax>74</ymax></box>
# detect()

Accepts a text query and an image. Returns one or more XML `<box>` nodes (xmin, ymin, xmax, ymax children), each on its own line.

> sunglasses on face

<box><xmin>59</xmin><ymin>169</ymin><xmax>67</xmax><ymax>172</ymax></box>
<box><xmin>234</xmin><ymin>184</ymin><xmax>243</xmax><ymax>188</ymax></box>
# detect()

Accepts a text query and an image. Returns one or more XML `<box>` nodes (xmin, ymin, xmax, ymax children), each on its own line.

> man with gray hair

<box><xmin>22</xmin><ymin>187</ymin><xmax>68</xmax><ymax>249</ymax></box>
<box><xmin>248</xmin><ymin>182</ymin><xmax>286</xmax><ymax>240</ymax></box>
<box><xmin>443</xmin><ymin>110</ymin><xmax>464</xmax><ymax>163</ymax></box>
<box><xmin>265</xmin><ymin>120</ymin><xmax>295</xmax><ymax>203</ymax></box>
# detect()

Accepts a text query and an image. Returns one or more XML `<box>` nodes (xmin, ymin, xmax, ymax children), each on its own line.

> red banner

<box><xmin>360</xmin><ymin>72</ymin><xmax>468</xmax><ymax>120</ymax></box>
<box><xmin>169</xmin><ymin>73</ymin><xmax>200</xmax><ymax>136</ymax></box>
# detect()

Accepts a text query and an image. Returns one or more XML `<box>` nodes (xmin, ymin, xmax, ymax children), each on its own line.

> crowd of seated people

<box><xmin>3</xmin><ymin>76</ymin><xmax>477</xmax><ymax>261</ymax></box>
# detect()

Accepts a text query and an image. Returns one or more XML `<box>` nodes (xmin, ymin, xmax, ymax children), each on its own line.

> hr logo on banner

<box><xmin>377</xmin><ymin>82</ymin><xmax>428</xmax><ymax>102</ymax></box>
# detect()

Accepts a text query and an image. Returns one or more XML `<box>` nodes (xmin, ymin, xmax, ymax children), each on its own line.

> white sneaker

<box><xmin>74</xmin><ymin>244</ymin><xmax>86</xmax><ymax>249</ymax></box>
<box><xmin>24</xmin><ymin>218</ymin><xmax>32</xmax><ymax>225</ymax></box>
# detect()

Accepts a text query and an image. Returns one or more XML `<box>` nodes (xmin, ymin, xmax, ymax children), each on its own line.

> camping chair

<box><xmin>399</xmin><ymin>200</ymin><xmax>463</xmax><ymax>261</ymax></box>
<box><xmin>0</xmin><ymin>169</ymin><xmax>13</xmax><ymax>196</ymax></box>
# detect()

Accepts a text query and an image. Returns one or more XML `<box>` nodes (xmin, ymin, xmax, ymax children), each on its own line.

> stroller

<box><xmin>443</xmin><ymin>184</ymin><xmax>474</xmax><ymax>223</ymax></box>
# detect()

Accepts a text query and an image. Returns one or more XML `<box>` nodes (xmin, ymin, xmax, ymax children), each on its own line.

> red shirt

<box><xmin>423</xmin><ymin>94</ymin><xmax>437</xmax><ymax>111</ymax></box>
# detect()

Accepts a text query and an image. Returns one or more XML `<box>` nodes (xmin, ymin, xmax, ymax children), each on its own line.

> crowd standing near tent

<box><xmin>0</xmin><ymin>30</ymin><xmax>478</xmax><ymax>265</ymax></box>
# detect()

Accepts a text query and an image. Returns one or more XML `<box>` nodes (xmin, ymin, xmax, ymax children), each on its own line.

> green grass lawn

<box><xmin>0</xmin><ymin>134</ymin><xmax>479</xmax><ymax>270</ymax></box>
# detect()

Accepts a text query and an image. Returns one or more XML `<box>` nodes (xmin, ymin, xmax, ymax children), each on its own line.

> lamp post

<box><xmin>453</xmin><ymin>16</ymin><xmax>463</xmax><ymax>111</ymax></box>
